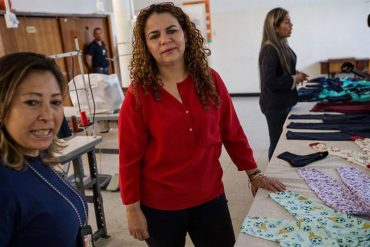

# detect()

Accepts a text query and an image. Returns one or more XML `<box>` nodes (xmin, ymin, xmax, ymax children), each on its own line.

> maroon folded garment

<box><xmin>310</xmin><ymin>101</ymin><xmax>370</xmax><ymax>114</ymax></box>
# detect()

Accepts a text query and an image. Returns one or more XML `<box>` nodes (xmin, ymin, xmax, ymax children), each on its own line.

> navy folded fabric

<box><xmin>288</xmin><ymin>113</ymin><xmax>370</xmax><ymax>123</ymax></box>
<box><xmin>286</xmin><ymin>128</ymin><xmax>370</xmax><ymax>140</ymax></box>
<box><xmin>286</xmin><ymin>131</ymin><xmax>350</xmax><ymax>141</ymax></box>
<box><xmin>277</xmin><ymin>151</ymin><xmax>329</xmax><ymax>167</ymax></box>
<box><xmin>287</xmin><ymin>122</ymin><xmax>370</xmax><ymax>130</ymax></box>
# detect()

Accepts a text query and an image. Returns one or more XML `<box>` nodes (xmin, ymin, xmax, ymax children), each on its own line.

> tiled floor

<box><xmin>78</xmin><ymin>96</ymin><xmax>270</xmax><ymax>247</ymax></box>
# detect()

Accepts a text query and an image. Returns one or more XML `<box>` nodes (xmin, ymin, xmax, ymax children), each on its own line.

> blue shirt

<box><xmin>87</xmin><ymin>40</ymin><xmax>109</xmax><ymax>68</ymax></box>
<box><xmin>0</xmin><ymin>157</ymin><xmax>88</xmax><ymax>247</ymax></box>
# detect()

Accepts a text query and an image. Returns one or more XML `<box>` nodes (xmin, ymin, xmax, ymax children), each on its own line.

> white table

<box><xmin>55</xmin><ymin>136</ymin><xmax>110</xmax><ymax>242</ymax></box>
<box><xmin>235</xmin><ymin>102</ymin><xmax>369</xmax><ymax>246</ymax></box>
<box><xmin>63</xmin><ymin>107</ymin><xmax>119</xmax><ymax>154</ymax></box>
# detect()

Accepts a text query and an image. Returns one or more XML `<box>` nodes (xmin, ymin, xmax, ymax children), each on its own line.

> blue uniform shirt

<box><xmin>0</xmin><ymin>157</ymin><xmax>88</xmax><ymax>247</ymax></box>
<box><xmin>87</xmin><ymin>40</ymin><xmax>109</xmax><ymax>68</ymax></box>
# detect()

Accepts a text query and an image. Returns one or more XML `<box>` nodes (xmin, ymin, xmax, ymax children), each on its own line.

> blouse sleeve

<box><xmin>118</xmin><ymin>87</ymin><xmax>148</xmax><ymax>204</ymax></box>
<box><xmin>212</xmin><ymin>70</ymin><xmax>258</xmax><ymax>171</ymax></box>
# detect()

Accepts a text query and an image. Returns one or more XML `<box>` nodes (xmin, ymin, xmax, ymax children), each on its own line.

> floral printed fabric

<box><xmin>241</xmin><ymin>190</ymin><xmax>370</xmax><ymax>247</ymax></box>
<box><xmin>337</xmin><ymin>167</ymin><xmax>370</xmax><ymax>206</ymax></box>
<box><xmin>309</xmin><ymin>138</ymin><xmax>370</xmax><ymax>169</ymax></box>
<box><xmin>353</xmin><ymin>137</ymin><xmax>370</xmax><ymax>154</ymax></box>
<box><xmin>297</xmin><ymin>167</ymin><xmax>370</xmax><ymax>216</ymax></box>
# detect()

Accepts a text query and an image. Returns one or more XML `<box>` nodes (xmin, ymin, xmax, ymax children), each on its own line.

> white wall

<box><xmin>11</xmin><ymin>0</ymin><xmax>370</xmax><ymax>93</ymax></box>
<box><xmin>12</xmin><ymin>0</ymin><xmax>113</xmax><ymax>14</ymax></box>
<box><xmin>133</xmin><ymin>0</ymin><xmax>370</xmax><ymax>93</ymax></box>
<box><xmin>112</xmin><ymin>0</ymin><xmax>134</xmax><ymax>87</ymax></box>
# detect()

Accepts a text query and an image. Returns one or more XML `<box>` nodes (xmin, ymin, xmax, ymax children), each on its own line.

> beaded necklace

<box><xmin>26</xmin><ymin>161</ymin><xmax>88</xmax><ymax>227</ymax></box>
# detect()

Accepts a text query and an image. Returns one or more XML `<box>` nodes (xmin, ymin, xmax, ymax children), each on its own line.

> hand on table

<box><xmin>251</xmin><ymin>175</ymin><xmax>286</xmax><ymax>196</ymax></box>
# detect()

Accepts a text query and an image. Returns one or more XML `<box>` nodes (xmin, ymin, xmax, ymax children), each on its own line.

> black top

<box><xmin>86</xmin><ymin>40</ymin><xmax>109</xmax><ymax>68</ymax></box>
<box><xmin>259</xmin><ymin>44</ymin><xmax>298</xmax><ymax>109</ymax></box>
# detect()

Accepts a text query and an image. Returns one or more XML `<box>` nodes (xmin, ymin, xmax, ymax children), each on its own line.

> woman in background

<box><xmin>259</xmin><ymin>7</ymin><xmax>308</xmax><ymax>160</ymax></box>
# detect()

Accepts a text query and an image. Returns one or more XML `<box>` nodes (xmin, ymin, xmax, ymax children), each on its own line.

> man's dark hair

<box><xmin>93</xmin><ymin>27</ymin><xmax>102</xmax><ymax>34</ymax></box>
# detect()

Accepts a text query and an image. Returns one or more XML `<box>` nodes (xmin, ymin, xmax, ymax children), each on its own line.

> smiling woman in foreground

<box><xmin>0</xmin><ymin>52</ymin><xmax>91</xmax><ymax>247</ymax></box>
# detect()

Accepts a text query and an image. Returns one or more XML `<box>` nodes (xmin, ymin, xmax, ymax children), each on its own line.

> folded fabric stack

<box><xmin>298</xmin><ymin>77</ymin><xmax>370</xmax><ymax>102</ymax></box>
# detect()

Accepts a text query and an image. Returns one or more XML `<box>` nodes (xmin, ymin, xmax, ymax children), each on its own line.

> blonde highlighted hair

<box><xmin>0</xmin><ymin>52</ymin><xmax>66</xmax><ymax>170</ymax></box>
<box><xmin>261</xmin><ymin>7</ymin><xmax>293</xmax><ymax>74</ymax></box>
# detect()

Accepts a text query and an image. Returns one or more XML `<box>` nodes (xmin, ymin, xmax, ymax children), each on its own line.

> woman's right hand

<box><xmin>126</xmin><ymin>202</ymin><xmax>149</xmax><ymax>241</ymax></box>
<box><xmin>295</xmin><ymin>71</ymin><xmax>309</xmax><ymax>84</ymax></box>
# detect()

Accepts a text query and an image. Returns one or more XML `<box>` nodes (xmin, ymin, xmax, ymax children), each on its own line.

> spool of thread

<box><xmin>80</xmin><ymin>111</ymin><xmax>89</xmax><ymax>127</ymax></box>
<box><xmin>71</xmin><ymin>115</ymin><xmax>79</xmax><ymax>133</ymax></box>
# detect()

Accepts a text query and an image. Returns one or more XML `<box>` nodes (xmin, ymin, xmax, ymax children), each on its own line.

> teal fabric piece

<box><xmin>324</xmin><ymin>78</ymin><xmax>370</xmax><ymax>102</ymax></box>
<box><xmin>300</xmin><ymin>77</ymin><xmax>370</xmax><ymax>102</ymax></box>
<box><xmin>318</xmin><ymin>89</ymin><xmax>346</xmax><ymax>99</ymax></box>
<box><xmin>241</xmin><ymin>190</ymin><xmax>370</xmax><ymax>247</ymax></box>
<box><xmin>242</xmin><ymin>216</ymin><xmax>338</xmax><ymax>246</ymax></box>
<box><xmin>342</xmin><ymin>78</ymin><xmax>370</xmax><ymax>102</ymax></box>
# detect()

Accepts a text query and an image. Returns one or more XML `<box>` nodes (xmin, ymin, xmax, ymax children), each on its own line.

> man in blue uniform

<box><xmin>86</xmin><ymin>27</ymin><xmax>109</xmax><ymax>74</ymax></box>
<box><xmin>86</xmin><ymin>27</ymin><xmax>111</xmax><ymax>132</ymax></box>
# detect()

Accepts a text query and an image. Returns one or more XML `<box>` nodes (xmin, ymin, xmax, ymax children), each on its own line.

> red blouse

<box><xmin>118</xmin><ymin>69</ymin><xmax>257</xmax><ymax>210</ymax></box>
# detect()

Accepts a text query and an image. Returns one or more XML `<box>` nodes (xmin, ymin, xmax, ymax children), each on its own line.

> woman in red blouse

<box><xmin>118</xmin><ymin>3</ymin><xmax>285</xmax><ymax>247</ymax></box>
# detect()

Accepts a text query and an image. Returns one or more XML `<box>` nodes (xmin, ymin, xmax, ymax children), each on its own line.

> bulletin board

<box><xmin>182</xmin><ymin>0</ymin><xmax>212</xmax><ymax>43</ymax></box>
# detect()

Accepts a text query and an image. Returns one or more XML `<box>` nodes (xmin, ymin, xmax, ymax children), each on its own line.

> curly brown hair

<box><xmin>130</xmin><ymin>2</ymin><xmax>221</xmax><ymax>109</ymax></box>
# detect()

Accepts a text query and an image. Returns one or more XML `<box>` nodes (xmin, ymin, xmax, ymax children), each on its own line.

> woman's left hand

<box><xmin>250</xmin><ymin>176</ymin><xmax>286</xmax><ymax>196</ymax></box>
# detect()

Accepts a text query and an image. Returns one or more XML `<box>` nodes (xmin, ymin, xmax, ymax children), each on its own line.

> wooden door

<box><xmin>0</xmin><ymin>16</ymin><xmax>73</xmax><ymax>105</ymax></box>
<box><xmin>0</xmin><ymin>14</ymin><xmax>115</xmax><ymax>106</ymax></box>
<box><xmin>0</xmin><ymin>16</ymin><xmax>66</xmax><ymax>74</ymax></box>
<box><xmin>58</xmin><ymin>16</ymin><xmax>114</xmax><ymax>79</ymax></box>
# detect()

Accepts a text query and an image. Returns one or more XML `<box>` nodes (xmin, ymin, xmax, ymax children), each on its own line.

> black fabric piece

<box><xmin>323</xmin><ymin>116</ymin><xmax>370</xmax><ymax>124</ymax></box>
<box><xmin>287</xmin><ymin>122</ymin><xmax>370</xmax><ymax>130</ymax></box>
<box><xmin>325</xmin><ymin>94</ymin><xmax>352</xmax><ymax>102</ymax></box>
<box><xmin>277</xmin><ymin>151</ymin><xmax>329</xmax><ymax>167</ymax></box>
<box><xmin>305</xmin><ymin>84</ymin><xmax>321</xmax><ymax>89</ymax></box>
<box><xmin>326</xmin><ymin>79</ymin><xmax>343</xmax><ymax>92</ymax></box>
<box><xmin>297</xmin><ymin>87</ymin><xmax>321</xmax><ymax>102</ymax></box>
<box><xmin>286</xmin><ymin>130</ymin><xmax>370</xmax><ymax>141</ymax></box>
<box><xmin>288</xmin><ymin>113</ymin><xmax>338</xmax><ymax>120</ymax></box>
<box><xmin>309</xmin><ymin>77</ymin><xmax>326</xmax><ymax>83</ymax></box>
<box><xmin>287</xmin><ymin>113</ymin><xmax>370</xmax><ymax>140</ymax></box>
<box><xmin>288</xmin><ymin>113</ymin><xmax>370</xmax><ymax>122</ymax></box>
